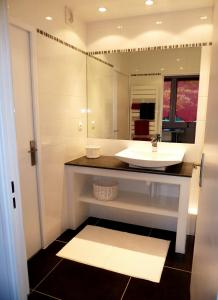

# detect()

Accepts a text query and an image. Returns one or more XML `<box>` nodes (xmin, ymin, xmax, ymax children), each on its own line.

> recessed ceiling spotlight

<box><xmin>98</xmin><ymin>7</ymin><xmax>107</xmax><ymax>13</ymax></box>
<box><xmin>179</xmin><ymin>66</ymin><xmax>184</xmax><ymax>70</ymax></box>
<box><xmin>160</xmin><ymin>68</ymin><xmax>165</xmax><ymax>71</ymax></box>
<box><xmin>200</xmin><ymin>16</ymin><xmax>208</xmax><ymax>20</ymax></box>
<box><xmin>145</xmin><ymin>0</ymin><xmax>154</xmax><ymax>6</ymax></box>
<box><xmin>45</xmin><ymin>16</ymin><xmax>53</xmax><ymax>21</ymax></box>
<box><xmin>117</xmin><ymin>25</ymin><xmax>123</xmax><ymax>30</ymax></box>
<box><xmin>176</xmin><ymin>58</ymin><xmax>180</xmax><ymax>62</ymax></box>
<box><xmin>156</xmin><ymin>21</ymin><xmax>162</xmax><ymax>25</ymax></box>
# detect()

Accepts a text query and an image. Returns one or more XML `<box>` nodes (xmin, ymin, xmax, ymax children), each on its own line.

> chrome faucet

<box><xmin>151</xmin><ymin>134</ymin><xmax>161</xmax><ymax>152</ymax></box>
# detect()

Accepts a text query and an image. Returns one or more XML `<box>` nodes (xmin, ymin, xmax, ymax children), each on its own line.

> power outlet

<box><xmin>78</xmin><ymin>121</ymin><xmax>83</xmax><ymax>131</ymax></box>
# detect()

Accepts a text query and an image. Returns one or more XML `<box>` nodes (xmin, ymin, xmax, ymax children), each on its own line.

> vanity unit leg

<box><xmin>66</xmin><ymin>167</ymin><xmax>89</xmax><ymax>229</ymax></box>
<box><xmin>176</xmin><ymin>179</ymin><xmax>191</xmax><ymax>254</ymax></box>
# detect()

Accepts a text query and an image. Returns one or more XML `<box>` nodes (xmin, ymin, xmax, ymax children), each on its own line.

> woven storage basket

<box><xmin>93</xmin><ymin>179</ymin><xmax>118</xmax><ymax>201</ymax></box>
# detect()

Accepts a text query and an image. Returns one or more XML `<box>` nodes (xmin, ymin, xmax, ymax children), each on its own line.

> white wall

<box><xmin>37</xmin><ymin>34</ymin><xmax>87</xmax><ymax>246</ymax></box>
<box><xmin>8</xmin><ymin>0</ymin><xmax>88</xmax><ymax>246</ymax></box>
<box><xmin>87</xmin><ymin>8</ymin><xmax>213</xmax><ymax>51</ymax></box>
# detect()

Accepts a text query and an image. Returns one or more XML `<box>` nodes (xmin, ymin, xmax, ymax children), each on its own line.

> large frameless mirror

<box><xmin>87</xmin><ymin>47</ymin><xmax>201</xmax><ymax>143</ymax></box>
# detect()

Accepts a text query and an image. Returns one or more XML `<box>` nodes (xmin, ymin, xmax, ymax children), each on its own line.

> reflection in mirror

<box><xmin>87</xmin><ymin>47</ymin><xmax>201</xmax><ymax>143</ymax></box>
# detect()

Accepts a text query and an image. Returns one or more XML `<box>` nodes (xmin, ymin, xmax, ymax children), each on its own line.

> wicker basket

<box><xmin>93</xmin><ymin>179</ymin><xmax>118</xmax><ymax>201</ymax></box>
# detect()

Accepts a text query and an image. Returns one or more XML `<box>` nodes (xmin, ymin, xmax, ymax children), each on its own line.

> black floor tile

<box><xmin>56</xmin><ymin>217</ymin><xmax>100</xmax><ymax>242</ymax></box>
<box><xmin>36</xmin><ymin>259</ymin><xmax>129</xmax><ymax>300</ymax></box>
<box><xmin>28</xmin><ymin>241</ymin><xmax>64</xmax><ymax>289</ymax></box>
<box><xmin>55</xmin><ymin>229</ymin><xmax>76</xmax><ymax>243</ymax></box>
<box><xmin>123</xmin><ymin>267</ymin><xmax>191</xmax><ymax>300</ymax></box>
<box><xmin>28</xmin><ymin>219</ymin><xmax>193</xmax><ymax>300</ymax></box>
<box><xmin>150</xmin><ymin>228</ymin><xmax>194</xmax><ymax>271</ymax></box>
<box><xmin>97</xmin><ymin>218</ymin><xmax>150</xmax><ymax>236</ymax></box>
<box><xmin>28</xmin><ymin>291</ymin><xmax>57</xmax><ymax>299</ymax></box>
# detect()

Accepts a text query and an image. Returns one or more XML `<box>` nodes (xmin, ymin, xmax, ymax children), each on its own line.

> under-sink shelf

<box><xmin>79</xmin><ymin>190</ymin><xmax>178</xmax><ymax>218</ymax></box>
<box><xmin>66</xmin><ymin>161</ymin><xmax>192</xmax><ymax>253</ymax></box>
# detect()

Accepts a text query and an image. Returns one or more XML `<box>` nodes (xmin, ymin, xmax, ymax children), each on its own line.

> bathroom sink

<box><xmin>115</xmin><ymin>148</ymin><xmax>184</xmax><ymax>169</ymax></box>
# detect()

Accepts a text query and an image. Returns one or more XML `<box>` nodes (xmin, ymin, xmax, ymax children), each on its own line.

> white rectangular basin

<box><xmin>115</xmin><ymin>148</ymin><xmax>184</xmax><ymax>169</ymax></box>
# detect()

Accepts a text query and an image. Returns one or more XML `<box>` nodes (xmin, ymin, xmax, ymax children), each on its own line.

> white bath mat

<box><xmin>57</xmin><ymin>225</ymin><xmax>170</xmax><ymax>283</ymax></box>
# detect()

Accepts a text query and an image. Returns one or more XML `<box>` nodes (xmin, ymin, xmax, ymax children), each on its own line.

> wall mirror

<box><xmin>87</xmin><ymin>47</ymin><xmax>201</xmax><ymax>143</ymax></box>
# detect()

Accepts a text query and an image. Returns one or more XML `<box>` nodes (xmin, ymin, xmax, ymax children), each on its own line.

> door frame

<box><xmin>0</xmin><ymin>1</ymin><xmax>44</xmax><ymax>297</ymax></box>
<box><xmin>9</xmin><ymin>18</ymin><xmax>45</xmax><ymax>248</ymax></box>
<box><xmin>0</xmin><ymin>0</ymin><xmax>29</xmax><ymax>298</ymax></box>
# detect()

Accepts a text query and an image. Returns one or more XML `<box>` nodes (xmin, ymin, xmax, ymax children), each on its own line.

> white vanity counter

<box><xmin>65</xmin><ymin>156</ymin><xmax>194</xmax><ymax>254</ymax></box>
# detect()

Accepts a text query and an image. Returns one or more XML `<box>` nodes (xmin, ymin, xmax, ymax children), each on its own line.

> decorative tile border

<box><xmin>36</xmin><ymin>28</ymin><xmax>113</xmax><ymax>68</ymax></box>
<box><xmin>37</xmin><ymin>29</ymin><xmax>212</xmax><ymax>68</ymax></box>
<box><xmin>36</xmin><ymin>29</ymin><xmax>87</xmax><ymax>55</ymax></box>
<box><xmin>131</xmin><ymin>73</ymin><xmax>161</xmax><ymax>77</ymax></box>
<box><xmin>88</xmin><ymin>42</ymin><xmax>213</xmax><ymax>55</ymax></box>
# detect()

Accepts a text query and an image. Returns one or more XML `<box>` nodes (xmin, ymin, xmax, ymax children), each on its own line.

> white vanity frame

<box><xmin>66</xmin><ymin>164</ymin><xmax>191</xmax><ymax>254</ymax></box>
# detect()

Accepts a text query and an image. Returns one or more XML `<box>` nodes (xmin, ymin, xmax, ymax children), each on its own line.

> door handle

<box><xmin>28</xmin><ymin>140</ymin><xmax>37</xmax><ymax>166</ymax></box>
<box><xmin>199</xmin><ymin>153</ymin><xmax>205</xmax><ymax>187</ymax></box>
<box><xmin>193</xmin><ymin>153</ymin><xmax>205</xmax><ymax>187</ymax></box>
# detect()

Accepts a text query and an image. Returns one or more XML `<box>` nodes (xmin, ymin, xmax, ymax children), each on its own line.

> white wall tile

<box><xmin>37</xmin><ymin>37</ymin><xmax>87</xmax><ymax>245</ymax></box>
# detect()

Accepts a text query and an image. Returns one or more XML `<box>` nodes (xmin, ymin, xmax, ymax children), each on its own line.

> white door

<box><xmin>191</xmin><ymin>2</ymin><xmax>218</xmax><ymax>299</ymax></box>
<box><xmin>9</xmin><ymin>24</ymin><xmax>42</xmax><ymax>259</ymax></box>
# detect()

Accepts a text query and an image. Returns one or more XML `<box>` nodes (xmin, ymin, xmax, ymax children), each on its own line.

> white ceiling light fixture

<box><xmin>117</xmin><ymin>25</ymin><xmax>123</xmax><ymax>29</ymax></box>
<box><xmin>145</xmin><ymin>0</ymin><xmax>154</xmax><ymax>6</ymax></box>
<box><xmin>156</xmin><ymin>21</ymin><xmax>162</xmax><ymax>25</ymax></box>
<box><xmin>45</xmin><ymin>16</ymin><xmax>53</xmax><ymax>21</ymax></box>
<box><xmin>98</xmin><ymin>7</ymin><xmax>107</xmax><ymax>13</ymax></box>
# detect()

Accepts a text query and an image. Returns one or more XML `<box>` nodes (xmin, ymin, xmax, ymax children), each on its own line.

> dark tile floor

<box><xmin>28</xmin><ymin>217</ymin><xmax>194</xmax><ymax>300</ymax></box>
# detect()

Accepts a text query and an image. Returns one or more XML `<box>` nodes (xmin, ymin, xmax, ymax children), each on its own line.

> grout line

<box><xmin>31</xmin><ymin>289</ymin><xmax>62</xmax><ymax>300</ymax></box>
<box><xmin>55</xmin><ymin>239</ymin><xmax>67</xmax><ymax>244</ymax></box>
<box><xmin>33</xmin><ymin>259</ymin><xmax>63</xmax><ymax>291</ymax></box>
<box><xmin>120</xmin><ymin>277</ymin><xmax>131</xmax><ymax>300</ymax></box>
<box><xmin>164</xmin><ymin>265</ymin><xmax>191</xmax><ymax>274</ymax></box>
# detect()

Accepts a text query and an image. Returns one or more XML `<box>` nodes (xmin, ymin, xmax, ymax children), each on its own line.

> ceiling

<box><xmin>68</xmin><ymin>0</ymin><xmax>214</xmax><ymax>23</ymax></box>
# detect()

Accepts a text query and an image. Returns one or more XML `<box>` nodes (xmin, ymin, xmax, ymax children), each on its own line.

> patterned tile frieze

<box><xmin>131</xmin><ymin>73</ymin><xmax>162</xmax><ymax>76</ymax></box>
<box><xmin>37</xmin><ymin>28</ymin><xmax>212</xmax><ymax>68</ymax></box>
<box><xmin>88</xmin><ymin>42</ymin><xmax>212</xmax><ymax>55</ymax></box>
<box><xmin>37</xmin><ymin>28</ymin><xmax>113</xmax><ymax>68</ymax></box>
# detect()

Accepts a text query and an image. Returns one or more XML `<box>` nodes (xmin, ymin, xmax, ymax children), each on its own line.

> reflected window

<box><xmin>176</xmin><ymin>80</ymin><xmax>199</xmax><ymax>122</ymax></box>
<box><xmin>163</xmin><ymin>80</ymin><xmax>171</xmax><ymax>121</ymax></box>
<box><xmin>162</xmin><ymin>75</ymin><xmax>199</xmax><ymax>144</ymax></box>
<box><xmin>162</xmin><ymin>75</ymin><xmax>199</xmax><ymax>123</ymax></box>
